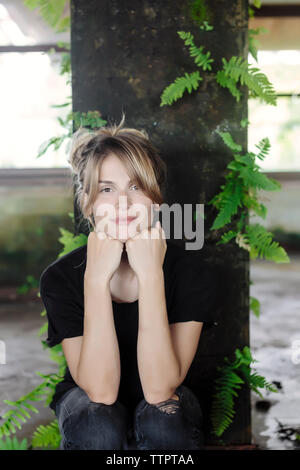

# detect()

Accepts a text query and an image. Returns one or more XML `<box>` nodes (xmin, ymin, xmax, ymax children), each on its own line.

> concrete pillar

<box><xmin>71</xmin><ymin>0</ymin><xmax>250</xmax><ymax>445</ymax></box>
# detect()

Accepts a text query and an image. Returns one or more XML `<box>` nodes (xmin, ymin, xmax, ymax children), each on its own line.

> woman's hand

<box><xmin>84</xmin><ymin>231</ymin><xmax>124</xmax><ymax>288</ymax></box>
<box><xmin>125</xmin><ymin>221</ymin><xmax>167</xmax><ymax>281</ymax></box>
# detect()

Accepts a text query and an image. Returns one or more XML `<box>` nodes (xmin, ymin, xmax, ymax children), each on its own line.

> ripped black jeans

<box><xmin>55</xmin><ymin>384</ymin><xmax>204</xmax><ymax>450</ymax></box>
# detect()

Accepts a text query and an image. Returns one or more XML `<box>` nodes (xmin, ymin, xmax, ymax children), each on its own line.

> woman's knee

<box><xmin>133</xmin><ymin>385</ymin><xmax>204</xmax><ymax>450</ymax></box>
<box><xmin>58</xmin><ymin>393</ymin><xmax>130</xmax><ymax>450</ymax></box>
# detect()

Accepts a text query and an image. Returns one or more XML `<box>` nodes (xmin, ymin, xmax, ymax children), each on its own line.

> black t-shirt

<box><xmin>39</xmin><ymin>239</ymin><xmax>220</xmax><ymax>415</ymax></box>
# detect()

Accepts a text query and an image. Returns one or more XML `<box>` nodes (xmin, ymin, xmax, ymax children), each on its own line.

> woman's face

<box><xmin>92</xmin><ymin>153</ymin><xmax>158</xmax><ymax>242</ymax></box>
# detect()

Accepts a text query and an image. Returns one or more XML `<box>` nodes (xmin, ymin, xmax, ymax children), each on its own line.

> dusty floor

<box><xmin>0</xmin><ymin>254</ymin><xmax>299</xmax><ymax>450</ymax></box>
<box><xmin>250</xmin><ymin>253</ymin><xmax>300</xmax><ymax>450</ymax></box>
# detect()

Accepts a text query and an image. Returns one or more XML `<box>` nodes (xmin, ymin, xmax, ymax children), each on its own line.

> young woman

<box><xmin>39</xmin><ymin>113</ymin><xmax>219</xmax><ymax>450</ymax></box>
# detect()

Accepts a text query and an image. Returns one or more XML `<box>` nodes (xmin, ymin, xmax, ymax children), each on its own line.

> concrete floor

<box><xmin>0</xmin><ymin>254</ymin><xmax>299</xmax><ymax>450</ymax></box>
<box><xmin>250</xmin><ymin>253</ymin><xmax>300</xmax><ymax>450</ymax></box>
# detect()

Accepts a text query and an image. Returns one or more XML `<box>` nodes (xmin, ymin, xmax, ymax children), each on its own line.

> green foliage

<box><xmin>248</xmin><ymin>27</ymin><xmax>269</xmax><ymax>62</ymax></box>
<box><xmin>240</xmin><ymin>117</ymin><xmax>250</xmax><ymax>128</ymax></box>
<box><xmin>161</xmin><ymin>21</ymin><xmax>275</xmax><ymax>108</ymax></box>
<box><xmin>211</xmin><ymin>346</ymin><xmax>278</xmax><ymax>437</ymax></box>
<box><xmin>242</xmin><ymin>224</ymin><xmax>290</xmax><ymax>262</ymax></box>
<box><xmin>177</xmin><ymin>31</ymin><xmax>214</xmax><ymax>71</ymax></box>
<box><xmin>208</xmin><ymin>130</ymin><xmax>289</xmax><ymax>263</ymax></box>
<box><xmin>0</xmin><ymin>219</ymin><xmax>87</xmax><ymax>447</ymax></box>
<box><xmin>160</xmin><ymin>30</ymin><xmax>214</xmax><ymax>106</ymax></box>
<box><xmin>199</xmin><ymin>20</ymin><xmax>213</xmax><ymax>31</ymax></box>
<box><xmin>0</xmin><ymin>373</ymin><xmax>61</xmax><ymax>439</ymax></box>
<box><xmin>0</xmin><ymin>436</ymin><xmax>28</xmax><ymax>450</ymax></box>
<box><xmin>36</xmin><ymin>110</ymin><xmax>107</xmax><ymax>160</ymax></box>
<box><xmin>189</xmin><ymin>0</ymin><xmax>212</xmax><ymax>27</ymax></box>
<box><xmin>250</xmin><ymin>296</ymin><xmax>260</xmax><ymax>318</ymax></box>
<box><xmin>160</xmin><ymin>71</ymin><xmax>203</xmax><ymax>106</ymax></box>
<box><xmin>31</xmin><ymin>420</ymin><xmax>61</xmax><ymax>449</ymax></box>
<box><xmin>23</xmin><ymin>0</ymin><xmax>69</xmax><ymax>33</ymax></box>
<box><xmin>57</xmin><ymin>227</ymin><xmax>88</xmax><ymax>257</ymax></box>
<box><xmin>16</xmin><ymin>275</ymin><xmax>39</xmax><ymax>295</ymax></box>
<box><xmin>249</xmin><ymin>0</ymin><xmax>262</xmax><ymax>19</ymax></box>
<box><xmin>216</xmin><ymin>56</ymin><xmax>277</xmax><ymax>105</ymax></box>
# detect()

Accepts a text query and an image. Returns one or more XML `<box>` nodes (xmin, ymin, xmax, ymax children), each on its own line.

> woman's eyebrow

<box><xmin>98</xmin><ymin>179</ymin><xmax>135</xmax><ymax>185</ymax></box>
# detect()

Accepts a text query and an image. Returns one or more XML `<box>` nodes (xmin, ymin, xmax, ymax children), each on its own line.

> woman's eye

<box><xmin>100</xmin><ymin>187</ymin><xmax>112</xmax><ymax>193</ymax></box>
<box><xmin>99</xmin><ymin>185</ymin><xmax>139</xmax><ymax>193</ymax></box>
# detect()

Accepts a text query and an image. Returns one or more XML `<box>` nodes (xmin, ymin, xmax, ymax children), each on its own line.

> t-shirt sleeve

<box><xmin>39</xmin><ymin>265</ymin><xmax>84</xmax><ymax>348</ymax></box>
<box><xmin>168</xmin><ymin>254</ymin><xmax>220</xmax><ymax>330</ymax></box>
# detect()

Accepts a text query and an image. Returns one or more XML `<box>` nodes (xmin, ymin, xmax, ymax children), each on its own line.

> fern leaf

<box><xmin>217</xmin><ymin>56</ymin><xmax>277</xmax><ymax>105</ymax></box>
<box><xmin>255</xmin><ymin>137</ymin><xmax>271</xmax><ymax>161</ymax></box>
<box><xmin>216</xmin><ymin>230</ymin><xmax>237</xmax><ymax>245</ymax></box>
<box><xmin>216</xmin><ymin>131</ymin><xmax>242</xmax><ymax>153</ymax></box>
<box><xmin>211</xmin><ymin>346</ymin><xmax>278</xmax><ymax>437</ymax></box>
<box><xmin>31</xmin><ymin>420</ymin><xmax>61</xmax><ymax>449</ymax></box>
<box><xmin>0</xmin><ymin>436</ymin><xmax>28</xmax><ymax>450</ymax></box>
<box><xmin>211</xmin><ymin>368</ymin><xmax>245</xmax><ymax>436</ymax></box>
<box><xmin>244</xmin><ymin>224</ymin><xmax>290</xmax><ymax>263</ymax></box>
<box><xmin>210</xmin><ymin>180</ymin><xmax>244</xmax><ymax>230</ymax></box>
<box><xmin>177</xmin><ymin>31</ymin><xmax>214</xmax><ymax>71</ymax></box>
<box><xmin>160</xmin><ymin>71</ymin><xmax>203</xmax><ymax>106</ymax></box>
<box><xmin>216</xmin><ymin>69</ymin><xmax>241</xmax><ymax>101</ymax></box>
<box><xmin>239</xmin><ymin>167</ymin><xmax>281</xmax><ymax>191</ymax></box>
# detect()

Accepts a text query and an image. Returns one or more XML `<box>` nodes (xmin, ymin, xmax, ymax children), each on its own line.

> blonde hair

<box><xmin>68</xmin><ymin>112</ymin><xmax>167</xmax><ymax>231</ymax></box>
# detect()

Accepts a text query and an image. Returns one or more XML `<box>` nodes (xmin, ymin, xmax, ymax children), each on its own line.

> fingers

<box><xmin>155</xmin><ymin>220</ymin><xmax>166</xmax><ymax>240</ymax></box>
<box><xmin>96</xmin><ymin>230</ymin><xmax>107</xmax><ymax>240</ymax></box>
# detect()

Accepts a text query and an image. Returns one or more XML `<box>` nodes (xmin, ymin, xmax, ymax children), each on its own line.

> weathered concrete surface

<box><xmin>0</xmin><ymin>253</ymin><xmax>299</xmax><ymax>449</ymax></box>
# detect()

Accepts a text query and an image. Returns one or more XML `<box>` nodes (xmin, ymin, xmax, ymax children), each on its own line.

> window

<box><xmin>248</xmin><ymin>14</ymin><xmax>300</xmax><ymax>172</ymax></box>
<box><xmin>0</xmin><ymin>1</ymin><xmax>70</xmax><ymax>168</ymax></box>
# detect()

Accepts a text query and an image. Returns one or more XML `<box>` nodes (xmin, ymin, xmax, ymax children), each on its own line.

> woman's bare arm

<box><xmin>75</xmin><ymin>279</ymin><xmax>121</xmax><ymax>404</ymax></box>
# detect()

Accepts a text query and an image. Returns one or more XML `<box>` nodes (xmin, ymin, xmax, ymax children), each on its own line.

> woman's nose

<box><xmin>115</xmin><ymin>193</ymin><xmax>132</xmax><ymax>211</ymax></box>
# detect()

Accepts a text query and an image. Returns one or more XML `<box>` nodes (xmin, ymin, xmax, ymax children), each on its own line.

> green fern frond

<box><xmin>216</xmin><ymin>131</ymin><xmax>242</xmax><ymax>153</ymax></box>
<box><xmin>216</xmin><ymin>56</ymin><xmax>277</xmax><ymax>105</ymax></box>
<box><xmin>239</xmin><ymin>166</ymin><xmax>281</xmax><ymax>191</ymax></box>
<box><xmin>31</xmin><ymin>419</ymin><xmax>61</xmax><ymax>449</ymax></box>
<box><xmin>177</xmin><ymin>31</ymin><xmax>214</xmax><ymax>71</ymax></box>
<box><xmin>215</xmin><ymin>69</ymin><xmax>241</xmax><ymax>101</ymax></box>
<box><xmin>244</xmin><ymin>224</ymin><xmax>290</xmax><ymax>263</ymax></box>
<box><xmin>216</xmin><ymin>230</ymin><xmax>237</xmax><ymax>245</ymax></box>
<box><xmin>160</xmin><ymin>71</ymin><xmax>203</xmax><ymax>106</ymax></box>
<box><xmin>0</xmin><ymin>436</ymin><xmax>28</xmax><ymax>450</ymax></box>
<box><xmin>239</xmin><ymin>364</ymin><xmax>278</xmax><ymax>399</ymax></box>
<box><xmin>243</xmin><ymin>193</ymin><xmax>267</xmax><ymax>219</ymax></box>
<box><xmin>248</xmin><ymin>27</ymin><xmax>268</xmax><ymax>62</ymax></box>
<box><xmin>211</xmin><ymin>346</ymin><xmax>278</xmax><ymax>437</ymax></box>
<box><xmin>211</xmin><ymin>366</ymin><xmax>245</xmax><ymax>436</ymax></box>
<box><xmin>255</xmin><ymin>137</ymin><xmax>271</xmax><ymax>161</ymax></box>
<box><xmin>0</xmin><ymin>373</ymin><xmax>62</xmax><ymax>439</ymax></box>
<box><xmin>210</xmin><ymin>179</ymin><xmax>244</xmax><ymax>230</ymax></box>
<box><xmin>23</xmin><ymin>0</ymin><xmax>69</xmax><ymax>33</ymax></box>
